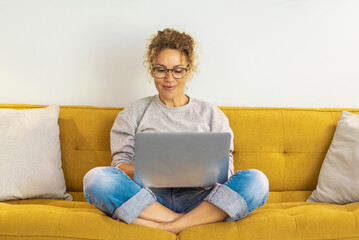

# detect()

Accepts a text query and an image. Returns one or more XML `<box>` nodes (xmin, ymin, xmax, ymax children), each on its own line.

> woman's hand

<box><xmin>118</xmin><ymin>163</ymin><xmax>135</xmax><ymax>181</ymax></box>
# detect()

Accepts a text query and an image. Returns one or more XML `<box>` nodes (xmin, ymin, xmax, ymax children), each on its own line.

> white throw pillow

<box><xmin>307</xmin><ymin>111</ymin><xmax>359</xmax><ymax>204</ymax></box>
<box><xmin>0</xmin><ymin>105</ymin><xmax>72</xmax><ymax>201</ymax></box>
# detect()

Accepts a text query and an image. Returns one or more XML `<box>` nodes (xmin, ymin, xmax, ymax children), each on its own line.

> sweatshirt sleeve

<box><xmin>110</xmin><ymin>111</ymin><xmax>136</xmax><ymax>168</ymax></box>
<box><xmin>210</xmin><ymin>107</ymin><xmax>235</xmax><ymax>178</ymax></box>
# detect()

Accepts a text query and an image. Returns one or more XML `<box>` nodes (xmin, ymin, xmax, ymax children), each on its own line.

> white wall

<box><xmin>1</xmin><ymin>0</ymin><xmax>358</xmax><ymax>108</ymax></box>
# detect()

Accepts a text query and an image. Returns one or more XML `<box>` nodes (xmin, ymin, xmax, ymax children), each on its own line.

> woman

<box><xmin>83</xmin><ymin>28</ymin><xmax>269</xmax><ymax>234</ymax></box>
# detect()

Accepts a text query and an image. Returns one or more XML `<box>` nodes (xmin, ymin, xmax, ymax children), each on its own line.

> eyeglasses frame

<box><xmin>151</xmin><ymin>66</ymin><xmax>189</xmax><ymax>79</ymax></box>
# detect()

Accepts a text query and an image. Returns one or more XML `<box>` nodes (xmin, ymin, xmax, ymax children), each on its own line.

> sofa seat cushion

<box><xmin>179</xmin><ymin>202</ymin><xmax>359</xmax><ymax>240</ymax></box>
<box><xmin>0</xmin><ymin>201</ymin><xmax>176</xmax><ymax>240</ymax></box>
<box><xmin>2</xmin><ymin>200</ymin><xmax>358</xmax><ymax>240</ymax></box>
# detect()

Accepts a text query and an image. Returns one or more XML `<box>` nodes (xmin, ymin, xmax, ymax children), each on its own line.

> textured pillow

<box><xmin>307</xmin><ymin>111</ymin><xmax>359</xmax><ymax>204</ymax></box>
<box><xmin>0</xmin><ymin>105</ymin><xmax>72</xmax><ymax>201</ymax></box>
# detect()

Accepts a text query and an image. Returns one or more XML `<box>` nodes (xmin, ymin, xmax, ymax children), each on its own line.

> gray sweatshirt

<box><xmin>110</xmin><ymin>94</ymin><xmax>234</xmax><ymax>177</ymax></box>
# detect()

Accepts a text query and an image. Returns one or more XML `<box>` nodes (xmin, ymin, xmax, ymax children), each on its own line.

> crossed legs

<box><xmin>84</xmin><ymin>167</ymin><xmax>269</xmax><ymax>235</ymax></box>
<box><xmin>133</xmin><ymin>169</ymin><xmax>269</xmax><ymax>234</ymax></box>
<box><xmin>135</xmin><ymin>201</ymin><xmax>184</xmax><ymax>223</ymax></box>
<box><xmin>134</xmin><ymin>201</ymin><xmax>228</xmax><ymax>234</ymax></box>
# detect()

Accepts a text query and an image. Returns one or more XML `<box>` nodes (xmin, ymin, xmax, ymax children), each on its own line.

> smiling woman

<box><xmin>151</xmin><ymin>49</ymin><xmax>189</xmax><ymax>107</ymax></box>
<box><xmin>83</xmin><ymin>28</ymin><xmax>269</xmax><ymax>234</ymax></box>
<box><xmin>145</xmin><ymin>28</ymin><xmax>198</xmax><ymax>107</ymax></box>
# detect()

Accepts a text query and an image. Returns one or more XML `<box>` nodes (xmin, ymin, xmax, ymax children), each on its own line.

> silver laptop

<box><xmin>134</xmin><ymin>132</ymin><xmax>231</xmax><ymax>188</ymax></box>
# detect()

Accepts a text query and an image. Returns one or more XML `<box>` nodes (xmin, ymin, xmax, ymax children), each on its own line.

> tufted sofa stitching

<box><xmin>63</xmin><ymin>149</ymin><xmax>111</xmax><ymax>152</ymax></box>
<box><xmin>281</xmin><ymin>110</ymin><xmax>286</xmax><ymax>192</ymax></box>
<box><xmin>345</xmin><ymin>204</ymin><xmax>359</xmax><ymax>230</ymax></box>
<box><xmin>291</xmin><ymin>214</ymin><xmax>302</xmax><ymax>240</ymax></box>
<box><xmin>57</xmin><ymin>207</ymin><xmax>70</xmax><ymax>238</ymax></box>
<box><xmin>234</xmin><ymin>220</ymin><xmax>241</xmax><ymax>240</ymax></box>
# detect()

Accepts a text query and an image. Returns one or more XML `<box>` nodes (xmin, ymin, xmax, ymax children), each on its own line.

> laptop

<box><xmin>133</xmin><ymin>132</ymin><xmax>231</xmax><ymax>188</ymax></box>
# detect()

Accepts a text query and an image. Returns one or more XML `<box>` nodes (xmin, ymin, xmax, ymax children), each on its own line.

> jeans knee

<box><xmin>83</xmin><ymin>167</ymin><xmax>130</xmax><ymax>197</ymax></box>
<box><xmin>247</xmin><ymin>169</ymin><xmax>269</xmax><ymax>195</ymax></box>
<box><xmin>225</xmin><ymin>169</ymin><xmax>269</xmax><ymax>213</ymax></box>
<box><xmin>83</xmin><ymin>166</ymin><xmax>141</xmax><ymax>205</ymax></box>
<box><xmin>84</xmin><ymin>167</ymin><xmax>110</xmax><ymax>188</ymax></box>
<box><xmin>83</xmin><ymin>167</ymin><xmax>108</xmax><ymax>197</ymax></box>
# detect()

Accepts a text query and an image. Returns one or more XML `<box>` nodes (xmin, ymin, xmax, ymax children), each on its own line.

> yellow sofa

<box><xmin>1</xmin><ymin>104</ymin><xmax>359</xmax><ymax>240</ymax></box>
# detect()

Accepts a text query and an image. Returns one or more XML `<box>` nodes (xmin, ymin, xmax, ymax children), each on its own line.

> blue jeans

<box><xmin>83</xmin><ymin>167</ymin><xmax>269</xmax><ymax>224</ymax></box>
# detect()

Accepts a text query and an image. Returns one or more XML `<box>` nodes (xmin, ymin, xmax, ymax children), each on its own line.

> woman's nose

<box><xmin>164</xmin><ymin>71</ymin><xmax>175</xmax><ymax>82</ymax></box>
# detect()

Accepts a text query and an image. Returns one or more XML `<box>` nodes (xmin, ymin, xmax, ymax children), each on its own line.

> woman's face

<box><xmin>151</xmin><ymin>48</ymin><xmax>190</xmax><ymax>105</ymax></box>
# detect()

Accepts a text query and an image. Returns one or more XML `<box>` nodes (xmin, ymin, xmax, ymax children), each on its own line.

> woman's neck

<box><xmin>159</xmin><ymin>94</ymin><xmax>189</xmax><ymax>107</ymax></box>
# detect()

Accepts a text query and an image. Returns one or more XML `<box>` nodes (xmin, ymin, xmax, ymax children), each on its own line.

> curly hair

<box><xmin>144</xmin><ymin>28</ymin><xmax>198</xmax><ymax>80</ymax></box>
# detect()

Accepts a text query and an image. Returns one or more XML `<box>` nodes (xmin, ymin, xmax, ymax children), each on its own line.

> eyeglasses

<box><xmin>152</xmin><ymin>66</ymin><xmax>188</xmax><ymax>79</ymax></box>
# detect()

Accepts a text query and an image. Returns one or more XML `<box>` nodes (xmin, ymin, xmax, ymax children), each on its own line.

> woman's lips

<box><xmin>163</xmin><ymin>86</ymin><xmax>176</xmax><ymax>91</ymax></box>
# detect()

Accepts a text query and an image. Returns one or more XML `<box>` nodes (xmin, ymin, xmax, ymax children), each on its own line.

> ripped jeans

<box><xmin>83</xmin><ymin>167</ymin><xmax>269</xmax><ymax>224</ymax></box>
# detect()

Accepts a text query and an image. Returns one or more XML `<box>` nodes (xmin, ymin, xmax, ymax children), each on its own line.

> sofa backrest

<box><xmin>1</xmin><ymin>104</ymin><xmax>358</xmax><ymax>201</ymax></box>
<box><xmin>220</xmin><ymin>108</ymin><xmax>358</xmax><ymax>192</ymax></box>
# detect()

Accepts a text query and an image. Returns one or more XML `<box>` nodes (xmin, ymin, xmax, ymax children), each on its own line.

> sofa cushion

<box><xmin>0</xmin><ymin>105</ymin><xmax>72</xmax><ymax>201</ymax></box>
<box><xmin>2</xmin><ymin>200</ymin><xmax>358</xmax><ymax>240</ymax></box>
<box><xmin>308</xmin><ymin>111</ymin><xmax>359</xmax><ymax>204</ymax></box>
<box><xmin>0</xmin><ymin>201</ymin><xmax>176</xmax><ymax>240</ymax></box>
<box><xmin>179</xmin><ymin>202</ymin><xmax>359</xmax><ymax>240</ymax></box>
